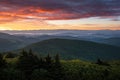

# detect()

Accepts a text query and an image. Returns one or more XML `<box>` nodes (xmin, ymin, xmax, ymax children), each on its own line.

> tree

<box><xmin>54</xmin><ymin>54</ymin><xmax>64</xmax><ymax>80</ymax></box>
<box><xmin>45</xmin><ymin>54</ymin><xmax>52</xmax><ymax>70</ymax></box>
<box><xmin>17</xmin><ymin>49</ymin><xmax>39</xmax><ymax>80</ymax></box>
<box><xmin>0</xmin><ymin>54</ymin><xmax>6</xmax><ymax>68</ymax></box>
<box><xmin>28</xmin><ymin>49</ymin><xmax>33</xmax><ymax>55</ymax></box>
<box><xmin>96</xmin><ymin>58</ymin><xmax>109</xmax><ymax>66</ymax></box>
<box><xmin>96</xmin><ymin>58</ymin><xmax>103</xmax><ymax>65</ymax></box>
<box><xmin>48</xmin><ymin>54</ymin><xmax>65</xmax><ymax>80</ymax></box>
<box><xmin>55</xmin><ymin>54</ymin><xmax>60</xmax><ymax>66</ymax></box>
<box><xmin>0</xmin><ymin>54</ymin><xmax>7</xmax><ymax>80</ymax></box>
<box><xmin>38</xmin><ymin>57</ymin><xmax>45</xmax><ymax>69</ymax></box>
<box><xmin>20</xmin><ymin>49</ymin><xmax>28</xmax><ymax>56</ymax></box>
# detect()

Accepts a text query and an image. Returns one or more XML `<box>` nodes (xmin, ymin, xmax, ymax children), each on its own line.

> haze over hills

<box><xmin>98</xmin><ymin>38</ymin><xmax>120</xmax><ymax>47</ymax></box>
<box><xmin>0</xmin><ymin>38</ymin><xmax>21</xmax><ymax>52</ymax></box>
<box><xmin>0</xmin><ymin>32</ymin><xmax>25</xmax><ymax>52</ymax></box>
<box><xmin>16</xmin><ymin>38</ymin><xmax>120</xmax><ymax>61</ymax></box>
<box><xmin>0</xmin><ymin>30</ymin><xmax>120</xmax><ymax>52</ymax></box>
<box><xmin>1</xmin><ymin>30</ymin><xmax>120</xmax><ymax>38</ymax></box>
<box><xmin>0</xmin><ymin>32</ymin><xmax>78</xmax><ymax>52</ymax></box>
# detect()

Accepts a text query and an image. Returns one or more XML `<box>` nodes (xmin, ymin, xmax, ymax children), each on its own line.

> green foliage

<box><xmin>0</xmin><ymin>50</ymin><xmax>120</xmax><ymax>80</ymax></box>
<box><xmin>55</xmin><ymin>54</ymin><xmax>60</xmax><ymax>65</ymax></box>
<box><xmin>4</xmin><ymin>52</ymin><xmax>16</xmax><ymax>58</ymax></box>
<box><xmin>18</xmin><ymin>38</ymin><xmax>120</xmax><ymax>61</ymax></box>
<box><xmin>0</xmin><ymin>68</ymin><xmax>25</xmax><ymax>80</ymax></box>
<box><xmin>96</xmin><ymin>58</ymin><xmax>110</xmax><ymax>66</ymax></box>
<box><xmin>47</xmin><ymin>54</ymin><xmax>65</xmax><ymax>80</ymax></box>
<box><xmin>0</xmin><ymin>54</ymin><xmax>6</xmax><ymax>68</ymax></box>
<box><xmin>16</xmin><ymin>49</ymin><xmax>39</xmax><ymax>80</ymax></box>
<box><xmin>31</xmin><ymin>69</ymin><xmax>49</xmax><ymax>80</ymax></box>
<box><xmin>62</xmin><ymin>60</ymin><xmax>120</xmax><ymax>80</ymax></box>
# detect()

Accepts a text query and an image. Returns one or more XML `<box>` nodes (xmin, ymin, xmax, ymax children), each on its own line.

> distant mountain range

<box><xmin>0</xmin><ymin>30</ymin><xmax>120</xmax><ymax>52</ymax></box>
<box><xmin>98</xmin><ymin>38</ymin><xmax>120</xmax><ymax>47</ymax></box>
<box><xmin>0</xmin><ymin>32</ymin><xmax>79</xmax><ymax>52</ymax></box>
<box><xmin>0</xmin><ymin>31</ymin><xmax>120</xmax><ymax>61</ymax></box>
<box><xmin>0</xmin><ymin>32</ymin><xmax>25</xmax><ymax>52</ymax></box>
<box><xmin>16</xmin><ymin>38</ymin><xmax>120</xmax><ymax>61</ymax></box>
<box><xmin>1</xmin><ymin>30</ymin><xmax>120</xmax><ymax>38</ymax></box>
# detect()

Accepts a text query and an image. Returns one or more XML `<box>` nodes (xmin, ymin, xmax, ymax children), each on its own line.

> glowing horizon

<box><xmin>0</xmin><ymin>0</ymin><xmax>120</xmax><ymax>30</ymax></box>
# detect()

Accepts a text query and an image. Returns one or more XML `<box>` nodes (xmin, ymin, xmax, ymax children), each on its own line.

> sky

<box><xmin>0</xmin><ymin>0</ymin><xmax>120</xmax><ymax>30</ymax></box>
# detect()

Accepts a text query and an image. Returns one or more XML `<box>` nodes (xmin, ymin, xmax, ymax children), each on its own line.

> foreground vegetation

<box><xmin>0</xmin><ymin>50</ymin><xmax>120</xmax><ymax>80</ymax></box>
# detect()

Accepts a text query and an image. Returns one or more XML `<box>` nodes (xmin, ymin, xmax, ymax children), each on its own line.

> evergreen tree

<box><xmin>96</xmin><ymin>58</ymin><xmax>109</xmax><ymax>66</ymax></box>
<box><xmin>48</xmin><ymin>54</ymin><xmax>64</xmax><ymax>80</ymax></box>
<box><xmin>0</xmin><ymin>54</ymin><xmax>6</xmax><ymax>68</ymax></box>
<box><xmin>28</xmin><ymin>49</ymin><xmax>33</xmax><ymax>55</ymax></box>
<box><xmin>96</xmin><ymin>58</ymin><xmax>103</xmax><ymax>65</ymax></box>
<box><xmin>45</xmin><ymin>54</ymin><xmax>52</xmax><ymax>70</ymax></box>
<box><xmin>17</xmin><ymin>49</ymin><xmax>39</xmax><ymax>80</ymax></box>
<box><xmin>38</xmin><ymin>57</ymin><xmax>45</xmax><ymax>69</ymax></box>
<box><xmin>0</xmin><ymin>54</ymin><xmax>7</xmax><ymax>80</ymax></box>
<box><xmin>20</xmin><ymin>49</ymin><xmax>28</xmax><ymax>57</ymax></box>
<box><xmin>55</xmin><ymin>54</ymin><xmax>60</xmax><ymax>65</ymax></box>
<box><xmin>54</xmin><ymin>54</ymin><xmax>64</xmax><ymax>80</ymax></box>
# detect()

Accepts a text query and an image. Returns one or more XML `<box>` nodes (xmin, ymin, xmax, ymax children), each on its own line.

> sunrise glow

<box><xmin>0</xmin><ymin>0</ymin><xmax>120</xmax><ymax>30</ymax></box>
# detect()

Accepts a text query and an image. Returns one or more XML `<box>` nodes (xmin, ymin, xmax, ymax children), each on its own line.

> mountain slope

<box><xmin>100</xmin><ymin>38</ymin><xmax>120</xmax><ymax>47</ymax></box>
<box><xmin>17</xmin><ymin>38</ymin><xmax>120</xmax><ymax>61</ymax></box>
<box><xmin>0</xmin><ymin>38</ymin><xmax>26</xmax><ymax>52</ymax></box>
<box><xmin>0</xmin><ymin>32</ymin><xmax>26</xmax><ymax>52</ymax></box>
<box><xmin>0</xmin><ymin>32</ymin><xmax>80</xmax><ymax>52</ymax></box>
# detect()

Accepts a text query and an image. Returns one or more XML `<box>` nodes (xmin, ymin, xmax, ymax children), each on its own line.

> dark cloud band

<box><xmin>0</xmin><ymin>0</ymin><xmax>120</xmax><ymax>22</ymax></box>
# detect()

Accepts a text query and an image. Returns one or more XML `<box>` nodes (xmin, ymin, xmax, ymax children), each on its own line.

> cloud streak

<box><xmin>0</xmin><ymin>0</ymin><xmax>120</xmax><ymax>23</ymax></box>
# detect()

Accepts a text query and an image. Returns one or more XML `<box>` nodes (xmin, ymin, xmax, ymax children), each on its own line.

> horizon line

<box><xmin>0</xmin><ymin>29</ymin><xmax>120</xmax><ymax>31</ymax></box>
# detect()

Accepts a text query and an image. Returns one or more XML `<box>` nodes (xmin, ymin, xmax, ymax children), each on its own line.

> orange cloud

<box><xmin>0</xmin><ymin>0</ymin><xmax>119</xmax><ymax>30</ymax></box>
<box><xmin>0</xmin><ymin>0</ymin><xmax>119</xmax><ymax>23</ymax></box>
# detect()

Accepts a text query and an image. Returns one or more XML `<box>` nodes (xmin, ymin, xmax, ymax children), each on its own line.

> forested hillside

<box><xmin>17</xmin><ymin>38</ymin><xmax>120</xmax><ymax>61</ymax></box>
<box><xmin>0</xmin><ymin>50</ymin><xmax>120</xmax><ymax>80</ymax></box>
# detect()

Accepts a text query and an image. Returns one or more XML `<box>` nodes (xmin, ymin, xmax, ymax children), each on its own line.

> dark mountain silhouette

<box><xmin>0</xmin><ymin>38</ymin><xmax>24</xmax><ymax>52</ymax></box>
<box><xmin>99</xmin><ymin>37</ymin><xmax>120</xmax><ymax>47</ymax></box>
<box><xmin>17</xmin><ymin>38</ymin><xmax>120</xmax><ymax>61</ymax></box>
<box><xmin>0</xmin><ymin>33</ymin><xmax>26</xmax><ymax>52</ymax></box>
